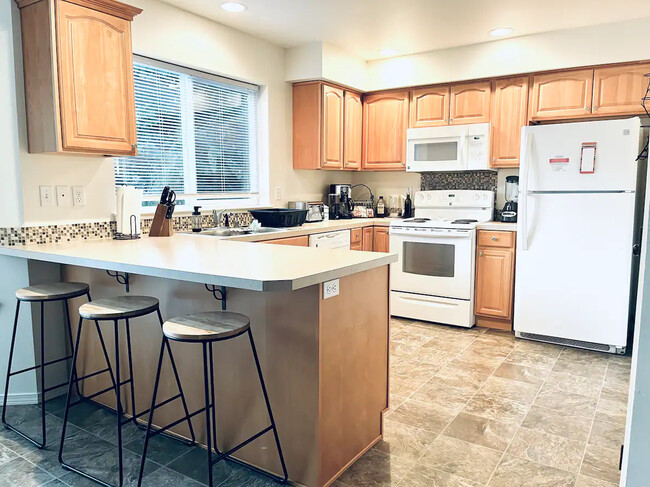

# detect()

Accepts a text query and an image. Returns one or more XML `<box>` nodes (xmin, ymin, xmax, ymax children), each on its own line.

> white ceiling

<box><xmin>159</xmin><ymin>0</ymin><xmax>650</xmax><ymax>60</ymax></box>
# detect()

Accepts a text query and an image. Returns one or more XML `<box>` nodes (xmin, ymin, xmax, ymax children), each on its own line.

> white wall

<box><xmin>366</xmin><ymin>18</ymin><xmax>650</xmax><ymax>91</ymax></box>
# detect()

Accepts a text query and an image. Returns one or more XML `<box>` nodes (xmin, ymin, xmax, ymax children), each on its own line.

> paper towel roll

<box><xmin>116</xmin><ymin>186</ymin><xmax>143</xmax><ymax>235</ymax></box>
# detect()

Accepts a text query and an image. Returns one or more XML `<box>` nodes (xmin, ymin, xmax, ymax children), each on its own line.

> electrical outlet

<box><xmin>274</xmin><ymin>186</ymin><xmax>282</xmax><ymax>201</ymax></box>
<box><xmin>72</xmin><ymin>186</ymin><xmax>86</xmax><ymax>206</ymax></box>
<box><xmin>323</xmin><ymin>279</ymin><xmax>339</xmax><ymax>299</ymax></box>
<box><xmin>39</xmin><ymin>186</ymin><xmax>53</xmax><ymax>207</ymax></box>
<box><xmin>56</xmin><ymin>185</ymin><xmax>71</xmax><ymax>207</ymax></box>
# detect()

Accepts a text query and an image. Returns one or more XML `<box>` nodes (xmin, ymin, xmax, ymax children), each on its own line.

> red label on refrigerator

<box><xmin>549</xmin><ymin>157</ymin><xmax>570</xmax><ymax>163</ymax></box>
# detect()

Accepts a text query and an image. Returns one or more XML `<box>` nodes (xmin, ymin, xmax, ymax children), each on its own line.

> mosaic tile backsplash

<box><xmin>420</xmin><ymin>170</ymin><xmax>498</xmax><ymax>192</ymax></box>
<box><xmin>0</xmin><ymin>211</ymin><xmax>254</xmax><ymax>247</ymax></box>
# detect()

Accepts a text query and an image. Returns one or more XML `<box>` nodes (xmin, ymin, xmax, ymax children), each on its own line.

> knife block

<box><xmin>149</xmin><ymin>204</ymin><xmax>174</xmax><ymax>237</ymax></box>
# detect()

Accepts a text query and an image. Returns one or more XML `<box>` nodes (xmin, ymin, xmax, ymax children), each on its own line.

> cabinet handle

<box><xmin>132</xmin><ymin>144</ymin><xmax>138</xmax><ymax>149</ymax></box>
<box><xmin>479</xmin><ymin>250</ymin><xmax>484</xmax><ymax>256</ymax></box>
<box><xmin>491</xmin><ymin>236</ymin><xmax>497</xmax><ymax>241</ymax></box>
<box><xmin>593</xmin><ymin>105</ymin><xmax>598</xmax><ymax>111</ymax></box>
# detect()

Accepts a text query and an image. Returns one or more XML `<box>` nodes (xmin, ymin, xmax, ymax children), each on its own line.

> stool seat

<box><xmin>163</xmin><ymin>312</ymin><xmax>250</xmax><ymax>342</ymax></box>
<box><xmin>79</xmin><ymin>296</ymin><xmax>159</xmax><ymax>320</ymax></box>
<box><xmin>16</xmin><ymin>282</ymin><xmax>89</xmax><ymax>302</ymax></box>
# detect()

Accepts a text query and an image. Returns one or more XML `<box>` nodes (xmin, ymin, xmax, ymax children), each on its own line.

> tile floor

<box><xmin>0</xmin><ymin>318</ymin><xmax>632</xmax><ymax>487</ymax></box>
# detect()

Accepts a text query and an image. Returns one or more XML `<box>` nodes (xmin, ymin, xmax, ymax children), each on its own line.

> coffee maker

<box><xmin>329</xmin><ymin>184</ymin><xmax>354</xmax><ymax>219</ymax></box>
<box><xmin>501</xmin><ymin>175</ymin><xmax>519</xmax><ymax>222</ymax></box>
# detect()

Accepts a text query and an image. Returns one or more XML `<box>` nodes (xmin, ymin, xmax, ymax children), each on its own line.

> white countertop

<box><xmin>476</xmin><ymin>221</ymin><xmax>517</xmax><ymax>232</ymax></box>
<box><xmin>0</xmin><ymin>234</ymin><xmax>396</xmax><ymax>292</ymax></box>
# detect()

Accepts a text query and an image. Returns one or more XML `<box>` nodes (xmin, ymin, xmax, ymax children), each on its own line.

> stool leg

<box><xmin>137</xmin><ymin>338</ymin><xmax>166</xmax><ymax>487</ymax></box>
<box><xmin>202</xmin><ymin>343</ymin><xmax>214</xmax><ymax>487</ymax></box>
<box><xmin>125</xmin><ymin>318</ymin><xmax>138</xmax><ymax>428</ymax></box>
<box><xmin>93</xmin><ymin>320</ymin><xmax>121</xmax><ymax>414</ymax></box>
<box><xmin>208</xmin><ymin>342</ymin><xmax>220</xmax><ymax>455</ymax></box>
<box><xmin>2</xmin><ymin>301</ymin><xmax>21</xmax><ymax>429</ymax></box>
<box><xmin>156</xmin><ymin>308</ymin><xmax>196</xmax><ymax>444</ymax></box>
<box><xmin>63</xmin><ymin>299</ymin><xmax>83</xmax><ymax>400</ymax></box>
<box><xmin>38</xmin><ymin>300</ymin><xmax>46</xmax><ymax>447</ymax></box>
<box><xmin>114</xmin><ymin>319</ymin><xmax>124</xmax><ymax>487</ymax></box>
<box><xmin>247</xmin><ymin>329</ymin><xmax>288</xmax><ymax>481</ymax></box>
<box><xmin>59</xmin><ymin>317</ymin><xmax>84</xmax><ymax>465</ymax></box>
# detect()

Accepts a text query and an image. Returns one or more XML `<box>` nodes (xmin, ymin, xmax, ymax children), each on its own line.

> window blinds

<box><xmin>114</xmin><ymin>60</ymin><xmax>258</xmax><ymax>198</ymax></box>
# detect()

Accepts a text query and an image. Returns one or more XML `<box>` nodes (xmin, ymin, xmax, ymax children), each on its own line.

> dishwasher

<box><xmin>308</xmin><ymin>230</ymin><xmax>351</xmax><ymax>249</ymax></box>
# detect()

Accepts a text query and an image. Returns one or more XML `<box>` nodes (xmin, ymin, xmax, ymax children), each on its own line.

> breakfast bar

<box><xmin>0</xmin><ymin>236</ymin><xmax>396</xmax><ymax>487</ymax></box>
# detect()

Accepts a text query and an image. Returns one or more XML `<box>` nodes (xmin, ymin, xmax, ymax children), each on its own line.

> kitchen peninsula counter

<box><xmin>0</xmin><ymin>236</ymin><xmax>395</xmax><ymax>487</ymax></box>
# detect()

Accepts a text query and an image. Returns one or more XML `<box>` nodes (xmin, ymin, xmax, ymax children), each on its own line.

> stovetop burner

<box><xmin>405</xmin><ymin>218</ymin><xmax>431</xmax><ymax>223</ymax></box>
<box><xmin>452</xmin><ymin>219</ymin><xmax>478</xmax><ymax>224</ymax></box>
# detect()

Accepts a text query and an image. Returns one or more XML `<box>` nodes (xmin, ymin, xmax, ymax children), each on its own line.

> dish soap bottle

<box><xmin>376</xmin><ymin>196</ymin><xmax>386</xmax><ymax>218</ymax></box>
<box><xmin>191</xmin><ymin>206</ymin><xmax>202</xmax><ymax>232</ymax></box>
<box><xmin>404</xmin><ymin>192</ymin><xmax>413</xmax><ymax>219</ymax></box>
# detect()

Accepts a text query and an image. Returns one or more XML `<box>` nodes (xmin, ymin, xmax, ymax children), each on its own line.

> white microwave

<box><xmin>406</xmin><ymin>123</ymin><xmax>492</xmax><ymax>172</ymax></box>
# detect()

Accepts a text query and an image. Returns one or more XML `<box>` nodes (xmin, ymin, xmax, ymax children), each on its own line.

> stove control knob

<box><xmin>417</xmin><ymin>193</ymin><xmax>424</xmax><ymax>202</ymax></box>
<box><xmin>426</xmin><ymin>194</ymin><xmax>432</xmax><ymax>200</ymax></box>
<box><xmin>473</xmin><ymin>194</ymin><xmax>479</xmax><ymax>200</ymax></box>
<box><xmin>481</xmin><ymin>194</ymin><xmax>488</xmax><ymax>200</ymax></box>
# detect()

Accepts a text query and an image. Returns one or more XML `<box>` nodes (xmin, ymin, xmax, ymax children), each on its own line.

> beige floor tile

<box><xmin>521</xmin><ymin>406</ymin><xmax>592</xmax><ymax>443</ymax></box>
<box><xmin>580</xmin><ymin>444</ymin><xmax>622</xmax><ymax>484</ymax></box>
<box><xmin>398</xmin><ymin>464</ymin><xmax>482</xmax><ymax>486</ymax></box>
<box><xmin>575</xmin><ymin>475</ymin><xmax>618</xmax><ymax>486</ymax></box>
<box><xmin>408</xmin><ymin>347</ymin><xmax>456</xmax><ymax>367</ymax></box>
<box><xmin>559</xmin><ymin>347</ymin><xmax>610</xmax><ymax>365</ymax></box>
<box><xmin>594</xmin><ymin>397</ymin><xmax>627</xmax><ymax>426</ymax></box>
<box><xmin>552</xmin><ymin>356</ymin><xmax>608</xmax><ymax>380</ymax></box>
<box><xmin>391</xmin><ymin>329</ymin><xmax>433</xmax><ymax>348</ymax></box>
<box><xmin>514</xmin><ymin>339</ymin><xmax>564</xmax><ymax>353</ymax></box>
<box><xmin>373</xmin><ymin>419</ymin><xmax>438</xmax><ymax>462</ymax></box>
<box><xmin>454</xmin><ymin>352</ymin><xmax>504</xmax><ymax>375</ymax></box>
<box><xmin>489</xmin><ymin>455</ymin><xmax>576</xmax><ymax>487</ymax></box>
<box><xmin>421</xmin><ymin>335</ymin><xmax>476</xmax><ymax>354</ymax></box>
<box><xmin>588</xmin><ymin>420</ymin><xmax>625</xmax><ymax>451</ymax></box>
<box><xmin>533</xmin><ymin>387</ymin><xmax>598</xmax><ymax>417</ymax></box>
<box><xmin>506</xmin><ymin>427</ymin><xmax>585</xmax><ymax>473</ymax></box>
<box><xmin>390</xmin><ymin>374</ymin><xmax>429</xmax><ymax>398</ymax></box>
<box><xmin>411</xmin><ymin>380</ymin><xmax>475</xmax><ymax>413</ymax></box>
<box><xmin>492</xmin><ymin>362</ymin><xmax>549</xmax><ymax>385</ymax></box>
<box><xmin>433</xmin><ymin>363</ymin><xmax>490</xmax><ymax>394</ymax></box>
<box><xmin>504</xmin><ymin>349</ymin><xmax>560</xmax><ymax>370</ymax></box>
<box><xmin>604</xmin><ymin>364</ymin><xmax>632</xmax><ymax>384</ymax></box>
<box><xmin>542</xmin><ymin>371</ymin><xmax>603</xmax><ymax>398</ymax></box>
<box><xmin>463</xmin><ymin>392</ymin><xmax>529</xmax><ymax>424</ymax></box>
<box><xmin>391</xmin><ymin>359</ymin><xmax>442</xmax><ymax>382</ymax></box>
<box><xmin>442</xmin><ymin>412</ymin><xmax>518</xmax><ymax>452</ymax></box>
<box><xmin>390</xmin><ymin>341</ymin><xmax>419</xmax><ymax>360</ymax></box>
<box><xmin>337</xmin><ymin>448</ymin><xmax>415</xmax><ymax>486</ymax></box>
<box><xmin>420</xmin><ymin>435</ymin><xmax>503</xmax><ymax>484</ymax></box>
<box><xmin>389</xmin><ymin>399</ymin><xmax>457</xmax><ymax>433</ymax></box>
<box><xmin>478</xmin><ymin>376</ymin><xmax>541</xmax><ymax>404</ymax></box>
<box><xmin>606</xmin><ymin>355</ymin><xmax>632</xmax><ymax>370</ymax></box>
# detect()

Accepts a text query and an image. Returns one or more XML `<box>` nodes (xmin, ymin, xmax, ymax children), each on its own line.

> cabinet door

<box><xmin>322</xmin><ymin>85</ymin><xmax>344</xmax><ymax>169</ymax></box>
<box><xmin>262</xmin><ymin>235</ymin><xmax>309</xmax><ymax>247</ymax></box>
<box><xmin>344</xmin><ymin>91</ymin><xmax>362</xmax><ymax>169</ymax></box>
<box><xmin>56</xmin><ymin>1</ymin><xmax>137</xmax><ymax>155</ymax></box>
<box><xmin>409</xmin><ymin>86</ymin><xmax>450</xmax><ymax>127</ymax></box>
<box><xmin>450</xmin><ymin>81</ymin><xmax>491</xmax><ymax>125</ymax></box>
<box><xmin>593</xmin><ymin>63</ymin><xmax>650</xmax><ymax>116</ymax></box>
<box><xmin>529</xmin><ymin>69</ymin><xmax>594</xmax><ymax>120</ymax></box>
<box><xmin>362</xmin><ymin>92</ymin><xmax>409</xmax><ymax>171</ymax></box>
<box><xmin>491</xmin><ymin>77</ymin><xmax>529</xmax><ymax>168</ymax></box>
<box><xmin>373</xmin><ymin>227</ymin><xmax>390</xmax><ymax>253</ymax></box>
<box><xmin>475</xmin><ymin>247</ymin><xmax>514</xmax><ymax>319</ymax></box>
<box><xmin>362</xmin><ymin>226</ymin><xmax>374</xmax><ymax>251</ymax></box>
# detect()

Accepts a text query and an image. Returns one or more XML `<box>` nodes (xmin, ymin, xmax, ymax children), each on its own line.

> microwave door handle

<box><xmin>520</xmin><ymin>131</ymin><xmax>533</xmax><ymax>251</ymax></box>
<box><xmin>459</xmin><ymin>133</ymin><xmax>467</xmax><ymax>168</ymax></box>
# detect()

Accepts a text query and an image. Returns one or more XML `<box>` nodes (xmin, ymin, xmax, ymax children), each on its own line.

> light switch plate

<box><xmin>72</xmin><ymin>186</ymin><xmax>86</xmax><ymax>206</ymax></box>
<box><xmin>274</xmin><ymin>186</ymin><xmax>282</xmax><ymax>201</ymax></box>
<box><xmin>56</xmin><ymin>185</ymin><xmax>71</xmax><ymax>207</ymax></box>
<box><xmin>39</xmin><ymin>186</ymin><xmax>53</xmax><ymax>207</ymax></box>
<box><xmin>323</xmin><ymin>279</ymin><xmax>339</xmax><ymax>299</ymax></box>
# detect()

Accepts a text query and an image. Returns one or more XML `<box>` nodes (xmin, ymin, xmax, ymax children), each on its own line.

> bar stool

<box><xmin>3</xmin><ymin>282</ymin><xmax>90</xmax><ymax>449</ymax></box>
<box><xmin>137</xmin><ymin>311</ymin><xmax>288</xmax><ymax>487</ymax></box>
<box><xmin>59</xmin><ymin>295</ymin><xmax>196</xmax><ymax>487</ymax></box>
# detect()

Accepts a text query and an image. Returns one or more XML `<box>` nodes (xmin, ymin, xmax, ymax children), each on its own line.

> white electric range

<box><xmin>389</xmin><ymin>190</ymin><xmax>495</xmax><ymax>328</ymax></box>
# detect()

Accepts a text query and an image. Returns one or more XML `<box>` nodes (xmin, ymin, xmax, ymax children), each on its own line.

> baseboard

<box><xmin>0</xmin><ymin>385</ymin><xmax>68</xmax><ymax>406</ymax></box>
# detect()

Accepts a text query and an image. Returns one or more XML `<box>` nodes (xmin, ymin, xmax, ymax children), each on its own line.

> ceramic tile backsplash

<box><xmin>420</xmin><ymin>171</ymin><xmax>498</xmax><ymax>192</ymax></box>
<box><xmin>0</xmin><ymin>211</ymin><xmax>254</xmax><ymax>247</ymax></box>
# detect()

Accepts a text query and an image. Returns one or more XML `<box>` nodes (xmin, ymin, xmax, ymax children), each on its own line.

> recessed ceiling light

<box><xmin>220</xmin><ymin>2</ymin><xmax>247</xmax><ymax>12</ymax></box>
<box><xmin>489</xmin><ymin>27</ymin><xmax>513</xmax><ymax>37</ymax></box>
<box><xmin>379</xmin><ymin>48</ymin><xmax>398</xmax><ymax>57</ymax></box>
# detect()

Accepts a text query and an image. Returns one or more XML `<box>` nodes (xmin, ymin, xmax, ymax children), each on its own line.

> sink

<box><xmin>196</xmin><ymin>227</ymin><xmax>283</xmax><ymax>237</ymax></box>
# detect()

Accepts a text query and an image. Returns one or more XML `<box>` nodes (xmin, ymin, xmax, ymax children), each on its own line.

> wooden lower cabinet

<box><xmin>362</xmin><ymin>227</ymin><xmax>374</xmax><ymax>251</ymax></box>
<box><xmin>262</xmin><ymin>235</ymin><xmax>309</xmax><ymax>247</ymax></box>
<box><xmin>474</xmin><ymin>230</ymin><xmax>516</xmax><ymax>330</ymax></box>
<box><xmin>350</xmin><ymin>228</ymin><xmax>363</xmax><ymax>250</ymax></box>
<box><xmin>373</xmin><ymin>227</ymin><xmax>390</xmax><ymax>253</ymax></box>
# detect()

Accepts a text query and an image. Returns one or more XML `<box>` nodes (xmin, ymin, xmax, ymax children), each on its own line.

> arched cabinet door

<box><xmin>410</xmin><ymin>86</ymin><xmax>450</xmax><ymax>127</ymax></box>
<box><xmin>450</xmin><ymin>81</ymin><xmax>491</xmax><ymax>125</ymax></box>
<box><xmin>592</xmin><ymin>63</ymin><xmax>650</xmax><ymax>116</ymax></box>
<box><xmin>362</xmin><ymin>91</ymin><xmax>409</xmax><ymax>171</ymax></box>
<box><xmin>529</xmin><ymin>69</ymin><xmax>594</xmax><ymax>121</ymax></box>
<box><xmin>56</xmin><ymin>0</ymin><xmax>138</xmax><ymax>155</ymax></box>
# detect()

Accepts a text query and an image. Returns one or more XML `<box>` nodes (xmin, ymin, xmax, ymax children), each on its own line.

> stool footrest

<box><xmin>147</xmin><ymin>407</ymin><xmax>206</xmax><ymax>439</ymax></box>
<box><xmin>44</xmin><ymin>380</ymin><xmax>74</xmax><ymax>394</ymax></box>
<box><xmin>9</xmin><ymin>354</ymin><xmax>74</xmax><ymax>377</ymax></box>
<box><xmin>210</xmin><ymin>425</ymin><xmax>273</xmax><ymax>466</ymax></box>
<box><xmin>131</xmin><ymin>394</ymin><xmax>182</xmax><ymax>422</ymax></box>
<box><xmin>75</xmin><ymin>367</ymin><xmax>111</xmax><ymax>383</ymax></box>
<box><xmin>82</xmin><ymin>378</ymin><xmax>132</xmax><ymax>404</ymax></box>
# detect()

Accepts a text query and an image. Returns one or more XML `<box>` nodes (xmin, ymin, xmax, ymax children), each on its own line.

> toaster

<box><xmin>306</xmin><ymin>202</ymin><xmax>324</xmax><ymax>222</ymax></box>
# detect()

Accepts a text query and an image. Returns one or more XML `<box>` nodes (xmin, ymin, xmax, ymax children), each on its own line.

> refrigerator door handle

<box><xmin>520</xmin><ymin>131</ymin><xmax>533</xmax><ymax>251</ymax></box>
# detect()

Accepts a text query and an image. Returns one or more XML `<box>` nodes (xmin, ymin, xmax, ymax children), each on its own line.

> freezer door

<box><xmin>520</xmin><ymin>118</ymin><xmax>641</xmax><ymax>192</ymax></box>
<box><xmin>515</xmin><ymin>192</ymin><xmax>636</xmax><ymax>347</ymax></box>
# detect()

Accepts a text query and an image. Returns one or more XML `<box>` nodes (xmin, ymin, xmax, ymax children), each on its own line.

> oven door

<box><xmin>406</xmin><ymin>135</ymin><xmax>466</xmax><ymax>172</ymax></box>
<box><xmin>389</xmin><ymin>227</ymin><xmax>474</xmax><ymax>300</ymax></box>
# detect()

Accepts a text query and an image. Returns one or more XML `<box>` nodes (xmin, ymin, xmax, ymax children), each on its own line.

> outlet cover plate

<box><xmin>72</xmin><ymin>186</ymin><xmax>86</xmax><ymax>206</ymax></box>
<box><xmin>39</xmin><ymin>186</ymin><xmax>53</xmax><ymax>207</ymax></box>
<box><xmin>323</xmin><ymin>279</ymin><xmax>339</xmax><ymax>299</ymax></box>
<box><xmin>56</xmin><ymin>185</ymin><xmax>71</xmax><ymax>207</ymax></box>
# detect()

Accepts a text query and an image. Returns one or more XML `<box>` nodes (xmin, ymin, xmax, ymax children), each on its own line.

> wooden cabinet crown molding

<box><xmin>15</xmin><ymin>0</ymin><xmax>142</xmax><ymax>20</ymax></box>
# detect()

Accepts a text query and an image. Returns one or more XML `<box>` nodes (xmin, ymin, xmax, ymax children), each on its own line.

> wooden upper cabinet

<box><xmin>344</xmin><ymin>91</ymin><xmax>362</xmax><ymax>169</ymax></box>
<box><xmin>450</xmin><ymin>81</ymin><xmax>491</xmax><ymax>124</ymax></box>
<box><xmin>593</xmin><ymin>63</ymin><xmax>650</xmax><ymax>116</ymax></box>
<box><xmin>321</xmin><ymin>85</ymin><xmax>344</xmax><ymax>168</ymax></box>
<box><xmin>529</xmin><ymin>69</ymin><xmax>594</xmax><ymax>120</ymax></box>
<box><xmin>490</xmin><ymin>77</ymin><xmax>529</xmax><ymax>168</ymax></box>
<box><xmin>362</xmin><ymin>91</ymin><xmax>409</xmax><ymax>171</ymax></box>
<box><xmin>409</xmin><ymin>86</ymin><xmax>450</xmax><ymax>127</ymax></box>
<box><xmin>16</xmin><ymin>0</ymin><xmax>141</xmax><ymax>156</ymax></box>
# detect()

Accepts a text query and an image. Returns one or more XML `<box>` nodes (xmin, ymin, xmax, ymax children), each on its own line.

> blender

<box><xmin>501</xmin><ymin>175</ymin><xmax>519</xmax><ymax>222</ymax></box>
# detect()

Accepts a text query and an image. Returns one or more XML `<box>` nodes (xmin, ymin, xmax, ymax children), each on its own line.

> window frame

<box><xmin>119</xmin><ymin>55</ymin><xmax>262</xmax><ymax>213</ymax></box>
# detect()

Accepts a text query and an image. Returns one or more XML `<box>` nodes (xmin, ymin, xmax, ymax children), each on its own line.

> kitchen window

<box><xmin>114</xmin><ymin>57</ymin><xmax>260</xmax><ymax>209</ymax></box>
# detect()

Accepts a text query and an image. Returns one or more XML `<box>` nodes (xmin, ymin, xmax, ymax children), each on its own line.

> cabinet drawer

<box><xmin>477</xmin><ymin>231</ymin><xmax>515</xmax><ymax>248</ymax></box>
<box><xmin>350</xmin><ymin>228</ymin><xmax>362</xmax><ymax>244</ymax></box>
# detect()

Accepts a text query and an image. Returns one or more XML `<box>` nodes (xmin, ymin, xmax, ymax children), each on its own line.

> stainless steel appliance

<box><xmin>501</xmin><ymin>175</ymin><xmax>519</xmax><ymax>222</ymax></box>
<box><xmin>390</xmin><ymin>190</ymin><xmax>494</xmax><ymax>327</ymax></box>
<box><xmin>329</xmin><ymin>184</ymin><xmax>354</xmax><ymax>219</ymax></box>
<box><xmin>306</xmin><ymin>202</ymin><xmax>324</xmax><ymax>222</ymax></box>
<box><xmin>406</xmin><ymin>123</ymin><xmax>492</xmax><ymax>172</ymax></box>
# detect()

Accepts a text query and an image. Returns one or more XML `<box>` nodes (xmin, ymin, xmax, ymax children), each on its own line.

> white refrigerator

<box><xmin>514</xmin><ymin>117</ymin><xmax>645</xmax><ymax>353</ymax></box>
